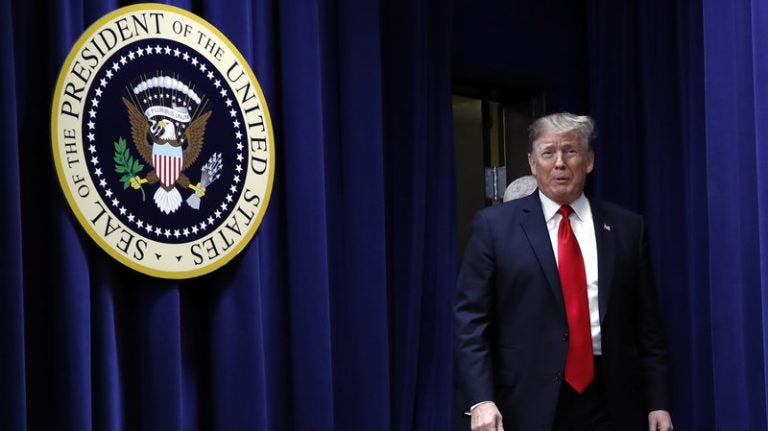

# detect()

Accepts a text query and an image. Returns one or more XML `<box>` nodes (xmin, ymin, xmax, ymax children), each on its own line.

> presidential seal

<box><xmin>51</xmin><ymin>4</ymin><xmax>274</xmax><ymax>279</ymax></box>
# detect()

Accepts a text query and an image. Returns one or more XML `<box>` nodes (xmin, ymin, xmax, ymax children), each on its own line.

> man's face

<box><xmin>528</xmin><ymin>132</ymin><xmax>594</xmax><ymax>205</ymax></box>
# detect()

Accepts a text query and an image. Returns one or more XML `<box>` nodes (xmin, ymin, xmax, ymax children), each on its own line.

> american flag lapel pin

<box><xmin>603</xmin><ymin>223</ymin><xmax>611</xmax><ymax>232</ymax></box>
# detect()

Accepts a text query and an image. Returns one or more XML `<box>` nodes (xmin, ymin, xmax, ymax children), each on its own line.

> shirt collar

<box><xmin>538</xmin><ymin>190</ymin><xmax>589</xmax><ymax>222</ymax></box>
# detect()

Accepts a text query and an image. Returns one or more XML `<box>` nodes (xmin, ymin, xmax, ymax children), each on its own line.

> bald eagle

<box><xmin>122</xmin><ymin>97</ymin><xmax>212</xmax><ymax>214</ymax></box>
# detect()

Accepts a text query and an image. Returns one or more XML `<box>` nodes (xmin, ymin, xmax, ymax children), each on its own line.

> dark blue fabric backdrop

<box><xmin>6</xmin><ymin>0</ymin><xmax>768</xmax><ymax>430</ymax></box>
<box><xmin>587</xmin><ymin>0</ymin><xmax>768</xmax><ymax>430</ymax></box>
<box><xmin>3</xmin><ymin>0</ymin><xmax>454</xmax><ymax>430</ymax></box>
<box><xmin>700</xmin><ymin>1</ymin><xmax>768</xmax><ymax>429</ymax></box>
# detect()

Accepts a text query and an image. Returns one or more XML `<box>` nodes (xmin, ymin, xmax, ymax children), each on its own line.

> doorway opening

<box><xmin>452</xmin><ymin>81</ymin><xmax>547</xmax><ymax>258</ymax></box>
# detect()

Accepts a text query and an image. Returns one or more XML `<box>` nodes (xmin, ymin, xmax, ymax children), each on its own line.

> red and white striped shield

<box><xmin>152</xmin><ymin>144</ymin><xmax>184</xmax><ymax>188</ymax></box>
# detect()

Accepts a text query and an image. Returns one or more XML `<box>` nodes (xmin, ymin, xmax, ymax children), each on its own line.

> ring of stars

<box><xmin>86</xmin><ymin>41</ymin><xmax>245</xmax><ymax>242</ymax></box>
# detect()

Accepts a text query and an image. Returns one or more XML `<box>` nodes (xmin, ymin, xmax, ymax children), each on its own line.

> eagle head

<box><xmin>150</xmin><ymin>119</ymin><xmax>177</xmax><ymax>141</ymax></box>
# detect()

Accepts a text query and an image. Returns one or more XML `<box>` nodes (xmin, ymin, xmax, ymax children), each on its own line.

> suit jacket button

<box><xmin>562</xmin><ymin>332</ymin><xmax>569</xmax><ymax>341</ymax></box>
<box><xmin>555</xmin><ymin>372</ymin><xmax>562</xmax><ymax>381</ymax></box>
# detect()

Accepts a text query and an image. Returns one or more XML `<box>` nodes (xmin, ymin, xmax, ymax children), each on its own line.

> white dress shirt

<box><xmin>539</xmin><ymin>191</ymin><xmax>601</xmax><ymax>355</ymax></box>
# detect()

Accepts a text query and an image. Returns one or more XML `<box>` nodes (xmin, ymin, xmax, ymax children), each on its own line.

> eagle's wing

<box><xmin>121</xmin><ymin>97</ymin><xmax>153</xmax><ymax>165</ymax></box>
<box><xmin>182</xmin><ymin>110</ymin><xmax>212</xmax><ymax>170</ymax></box>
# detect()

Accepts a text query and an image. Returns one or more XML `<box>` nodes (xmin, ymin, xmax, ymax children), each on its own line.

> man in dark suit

<box><xmin>455</xmin><ymin>113</ymin><xmax>673</xmax><ymax>431</ymax></box>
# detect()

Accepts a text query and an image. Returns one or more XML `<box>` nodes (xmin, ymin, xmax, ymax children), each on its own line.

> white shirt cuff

<box><xmin>464</xmin><ymin>400</ymin><xmax>495</xmax><ymax>416</ymax></box>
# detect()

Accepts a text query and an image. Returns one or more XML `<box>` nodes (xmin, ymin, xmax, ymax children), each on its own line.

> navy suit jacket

<box><xmin>455</xmin><ymin>192</ymin><xmax>670</xmax><ymax>430</ymax></box>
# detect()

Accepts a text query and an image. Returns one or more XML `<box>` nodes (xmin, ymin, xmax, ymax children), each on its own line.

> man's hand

<box><xmin>471</xmin><ymin>402</ymin><xmax>503</xmax><ymax>431</ymax></box>
<box><xmin>648</xmin><ymin>410</ymin><xmax>673</xmax><ymax>431</ymax></box>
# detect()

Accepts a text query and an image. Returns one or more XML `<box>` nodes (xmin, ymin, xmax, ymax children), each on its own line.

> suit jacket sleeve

<box><xmin>635</xmin><ymin>219</ymin><xmax>671</xmax><ymax>412</ymax></box>
<box><xmin>455</xmin><ymin>210</ymin><xmax>497</xmax><ymax>407</ymax></box>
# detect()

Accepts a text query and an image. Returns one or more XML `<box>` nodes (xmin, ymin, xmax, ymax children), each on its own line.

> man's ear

<box><xmin>528</xmin><ymin>153</ymin><xmax>536</xmax><ymax>175</ymax></box>
<box><xmin>586</xmin><ymin>150</ymin><xmax>595</xmax><ymax>174</ymax></box>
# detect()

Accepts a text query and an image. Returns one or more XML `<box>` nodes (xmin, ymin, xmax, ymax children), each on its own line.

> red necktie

<box><xmin>557</xmin><ymin>205</ymin><xmax>593</xmax><ymax>393</ymax></box>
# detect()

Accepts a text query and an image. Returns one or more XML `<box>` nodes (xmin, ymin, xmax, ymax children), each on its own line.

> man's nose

<box><xmin>554</xmin><ymin>152</ymin><xmax>566</xmax><ymax>167</ymax></box>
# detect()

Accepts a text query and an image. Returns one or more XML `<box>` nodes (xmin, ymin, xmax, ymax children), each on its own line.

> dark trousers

<box><xmin>551</xmin><ymin>356</ymin><xmax>615</xmax><ymax>431</ymax></box>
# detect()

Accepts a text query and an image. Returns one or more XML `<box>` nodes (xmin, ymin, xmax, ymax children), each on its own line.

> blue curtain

<box><xmin>588</xmin><ymin>0</ymin><xmax>768</xmax><ymax>429</ymax></box>
<box><xmin>2</xmin><ymin>0</ymin><xmax>455</xmax><ymax>430</ymax></box>
<box><xmin>701</xmin><ymin>0</ymin><xmax>768</xmax><ymax>429</ymax></box>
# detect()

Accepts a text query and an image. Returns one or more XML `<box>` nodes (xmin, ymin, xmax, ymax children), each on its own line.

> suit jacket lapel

<box><xmin>591</xmin><ymin>200</ymin><xmax>615</xmax><ymax>325</ymax></box>
<box><xmin>519</xmin><ymin>193</ymin><xmax>565</xmax><ymax>315</ymax></box>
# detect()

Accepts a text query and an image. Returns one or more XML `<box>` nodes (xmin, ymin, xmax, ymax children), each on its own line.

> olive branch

<box><xmin>114</xmin><ymin>137</ymin><xmax>146</xmax><ymax>201</ymax></box>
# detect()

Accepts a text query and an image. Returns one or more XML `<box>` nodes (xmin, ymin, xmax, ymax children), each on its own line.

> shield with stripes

<box><xmin>152</xmin><ymin>143</ymin><xmax>184</xmax><ymax>188</ymax></box>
